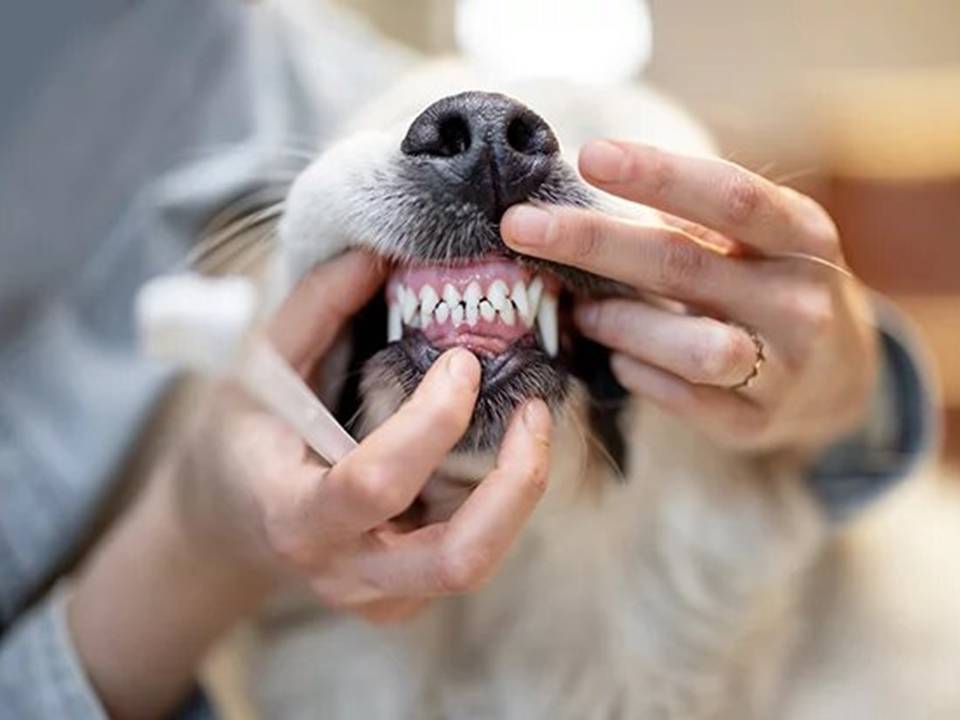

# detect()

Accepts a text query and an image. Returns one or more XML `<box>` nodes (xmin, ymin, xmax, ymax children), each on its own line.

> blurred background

<box><xmin>333</xmin><ymin>0</ymin><xmax>960</xmax><ymax>464</ymax></box>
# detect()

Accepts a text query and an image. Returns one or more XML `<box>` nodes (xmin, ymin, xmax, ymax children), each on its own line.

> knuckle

<box><xmin>263</xmin><ymin>512</ymin><xmax>315</xmax><ymax>570</ymax></box>
<box><xmin>721</xmin><ymin>173</ymin><xmax>764</xmax><ymax>226</ymax></box>
<box><xmin>644</xmin><ymin>146</ymin><xmax>674</xmax><ymax>198</ymax></box>
<box><xmin>690</xmin><ymin>323</ymin><xmax>753</xmax><ymax>384</ymax></box>
<box><xmin>348</xmin><ymin>462</ymin><xmax>408</xmax><ymax>518</ymax></box>
<box><xmin>594</xmin><ymin>301</ymin><xmax>633</xmax><ymax>335</ymax></box>
<box><xmin>515</xmin><ymin>461</ymin><xmax>550</xmax><ymax>498</ymax></box>
<box><xmin>794</xmin><ymin>290</ymin><xmax>835</xmax><ymax>340</ymax></box>
<box><xmin>567</xmin><ymin>214</ymin><xmax>606</xmax><ymax>264</ymax></box>
<box><xmin>655</xmin><ymin>236</ymin><xmax>707</xmax><ymax>293</ymax></box>
<box><xmin>437</xmin><ymin>545</ymin><xmax>493</xmax><ymax>594</ymax></box>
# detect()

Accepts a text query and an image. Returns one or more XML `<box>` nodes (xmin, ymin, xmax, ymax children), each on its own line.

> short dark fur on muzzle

<box><xmin>339</xmin><ymin>91</ymin><xmax>630</xmax><ymax>467</ymax></box>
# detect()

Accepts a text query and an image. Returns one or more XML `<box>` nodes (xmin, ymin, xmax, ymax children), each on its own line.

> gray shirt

<box><xmin>0</xmin><ymin>2</ymin><xmax>409</xmax><ymax>717</ymax></box>
<box><xmin>0</xmin><ymin>2</ymin><xmax>933</xmax><ymax>718</ymax></box>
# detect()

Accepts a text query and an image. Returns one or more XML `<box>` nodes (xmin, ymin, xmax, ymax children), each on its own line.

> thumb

<box><xmin>268</xmin><ymin>250</ymin><xmax>387</xmax><ymax>375</ymax></box>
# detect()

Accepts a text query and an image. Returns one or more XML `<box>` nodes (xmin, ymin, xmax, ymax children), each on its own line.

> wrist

<box><xmin>69</xmin><ymin>465</ymin><xmax>271</xmax><ymax>717</ymax></box>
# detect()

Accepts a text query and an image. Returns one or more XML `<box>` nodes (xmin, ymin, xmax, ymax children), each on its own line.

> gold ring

<box><xmin>728</xmin><ymin>327</ymin><xmax>766</xmax><ymax>391</ymax></box>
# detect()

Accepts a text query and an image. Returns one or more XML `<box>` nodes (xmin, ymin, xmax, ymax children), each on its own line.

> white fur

<box><xmin>233</xmin><ymin>61</ymin><xmax>960</xmax><ymax>720</ymax></box>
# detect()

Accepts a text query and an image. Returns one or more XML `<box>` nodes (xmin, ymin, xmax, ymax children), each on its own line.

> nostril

<box><xmin>436</xmin><ymin>114</ymin><xmax>471</xmax><ymax>157</ymax></box>
<box><xmin>401</xmin><ymin>109</ymin><xmax>473</xmax><ymax>158</ymax></box>
<box><xmin>506</xmin><ymin>116</ymin><xmax>535</xmax><ymax>154</ymax></box>
<box><xmin>505</xmin><ymin>112</ymin><xmax>559</xmax><ymax>156</ymax></box>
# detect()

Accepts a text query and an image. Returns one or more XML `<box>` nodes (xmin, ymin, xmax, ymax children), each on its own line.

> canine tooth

<box><xmin>465</xmin><ymin>302</ymin><xmax>479</xmax><ymax>327</ymax></box>
<box><xmin>511</xmin><ymin>281</ymin><xmax>531</xmax><ymax>326</ymax></box>
<box><xmin>419</xmin><ymin>285</ymin><xmax>439</xmax><ymax>314</ymax></box>
<box><xmin>500</xmin><ymin>300</ymin><xmax>516</xmax><ymax>326</ymax></box>
<box><xmin>463</xmin><ymin>281</ymin><xmax>482</xmax><ymax>312</ymax></box>
<box><xmin>434</xmin><ymin>301</ymin><xmax>450</xmax><ymax>323</ymax></box>
<box><xmin>537</xmin><ymin>292</ymin><xmax>559</xmax><ymax>357</ymax></box>
<box><xmin>388</xmin><ymin>302</ymin><xmax>402</xmax><ymax>342</ymax></box>
<box><xmin>401</xmin><ymin>286</ymin><xmax>418</xmax><ymax>323</ymax></box>
<box><xmin>488</xmin><ymin>280</ymin><xmax>509</xmax><ymax>311</ymax></box>
<box><xmin>451</xmin><ymin>303</ymin><xmax>465</xmax><ymax>325</ymax></box>
<box><xmin>479</xmin><ymin>299</ymin><xmax>495</xmax><ymax>322</ymax></box>
<box><xmin>442</xmin><ymin>284</ymin><xmax>461</xmax><ymax>308</ymax></box>
<box><xmin>527</xmin><ymin>276</ymin><xmax>544</xmax><ymax>316</ymax></box>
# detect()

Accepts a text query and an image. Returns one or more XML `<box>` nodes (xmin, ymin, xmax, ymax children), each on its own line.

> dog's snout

<box><xmin>401</xmin><ymin>91</ymin><xmax>559</xmax><ymax>220</ymax></box>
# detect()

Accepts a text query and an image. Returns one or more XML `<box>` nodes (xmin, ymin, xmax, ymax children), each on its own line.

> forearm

<box><xmin>68</xmin><ymin>465</ymin><xmax>271</xmax><ymax>719</ymax></box>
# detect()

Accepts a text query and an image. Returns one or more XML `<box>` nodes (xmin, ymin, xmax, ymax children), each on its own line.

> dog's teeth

<box><xmin>401</xmin><ymin>286</ymin><xmax>418</xmax><ymax>323</ymax></box>
<box><xmin>511</xmin><ymin>281</ymin><xmax>532</xmax><ymax>326</ymax></box>
<box><xmin>479</xmin><ymin>299</ymin><xmax>495</xmax><ymax>322</ymax></box>
<box><xmin>537</xmin><ymin>292</ymin><xmax>559</xmax><ymax>357</ymax></box>
<box><xmin>527</xmin><ymin>277</ymin><xmax>544</xmax><ymax>317</ymax></box>
<box><xmin>500</xmin><ymin>300</ymin><xmax>516</xmax><ymax>326</ymax></box>
<box><xmin>451</xmin><ymin>303</ymin><xmax>465</xmax><ymax>325</ymax></box>
<box><xmin>434</xmin><ymin>301</ymin><xmax>450</xmax><ymax>324</ymax></box>
<box><xmin>419</xmin><ymin>285</ymin><xmax>439</xmax><ymax>314</ymax></box>
<box><xmin>487</xmin><ymin>280</ymin><xmax>508</xmax><ymax>312</ymax></box>
<box><xmin>463</xmin><ymin>281</ymin><xmax>482</xmax><ymax>312</ymax></box>
<box><xmin>465</xmin><ymin>302</ymin><xmax>479</xmax><ymax>327</ymax></box>
<box><xmin>387</xmin><ymin>302</ymin><xmax>402</xmax><ymax>342</ymax></box>
<box><xmin>442</xmin><ymin>283</ymin><xmax>461</xmax><ymax>309</ymax></box>
<box><xmin>419</xmin><ymin>285</ymin><xmax>438</xmax><ymax>328</ymax></box>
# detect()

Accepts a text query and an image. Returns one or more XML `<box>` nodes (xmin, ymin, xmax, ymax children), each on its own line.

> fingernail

<box><xmin>580</xmin><ymin>140</ymin><xmax>626</xmax><ymax>183</ymax></box>
<box><xmin>446</xmin><ymin>348</ymin><xmax>479</xmax><ymax>386</ymax></box>
<box><xmin>502</xmin><ymin>204</ymin><xmax>551</xmax><ymax>247</ymax></box>
<box><xmin>522</xmin><ymin>399</ymin><xmax>552</xmax><ymax>441</ymax></box>
<box><xmin>574</xmin><ymin>302</ymin><xmax>601</xmax><ymax>329</ymax></box>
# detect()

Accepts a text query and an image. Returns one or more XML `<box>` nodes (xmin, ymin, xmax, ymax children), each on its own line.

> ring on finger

<box><xmin>727</xmin><ymin>326</ymin><xmax>766</xmax><ymax>391</ymax></box>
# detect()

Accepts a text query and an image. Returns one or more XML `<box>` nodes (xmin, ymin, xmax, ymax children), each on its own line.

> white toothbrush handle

<box><xmin>237</xmin><ymin>339</ymin><xmax>358</xmax><ymax>465</ymax></box>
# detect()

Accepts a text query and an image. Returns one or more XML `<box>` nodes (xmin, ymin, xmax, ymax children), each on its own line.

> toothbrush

<box><xmin>135</xmin><ymin>273</ymin><xmax>357</xmax><ymax>466</ymax></box>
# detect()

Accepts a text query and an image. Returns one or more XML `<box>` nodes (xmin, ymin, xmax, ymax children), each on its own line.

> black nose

<box><xmin>400</xmin><ymin>91</ymin><xmax>560</xmax><ymax>221</ymax></box>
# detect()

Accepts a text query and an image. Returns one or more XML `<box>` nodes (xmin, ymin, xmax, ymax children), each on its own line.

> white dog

<box><xmin>211</xmin><ymin>63</ymin><xmax>960</xmax><ymax>720</ymax></box>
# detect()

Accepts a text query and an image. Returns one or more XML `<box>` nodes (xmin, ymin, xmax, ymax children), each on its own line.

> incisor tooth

<box><xmin>388</xmin><ymin>302</ymin><xmax>402</xmax><ymax>342</ymax></box>
<box><xmin>443</xmin><ymin>284</ymin><xmax>461</xmax><ymax>308</ymax></box>
<box><xmin>419</xmin><ymin>285</ymin><xmax>439</xmax><ymax>314</ymax></box>
<box><xmin>537</xmin><ymin>292</ymin><xmax>559</xmax><ymax>357</ymax></box>
<box><xmin>500</xmin><ymin>300</ymin><xmax>516</xmax><ymax>326</ymax></box>
<box><xmin>488</xmin><ymin>280</ymin><xmax>508</xmax><ymax>311</ymax></box>
<box><xmin>419</xmin><ymin>286</ymin><xmax>437</xmax><ymax>328</ymax></box>
<box><xmin>465</xmin><ymin>302</ymin><xmax>479</xmax><ymax>327</ymax></box>
<box><xmin>463</xmin><ymin>281</ymin><xmax>482</xmax><ymax>312</ymax></box>
<box><xmin>435</xmin><ymin>301</ymin><xmax>450</xmax><ymax>323</ymax></box>
<box><xmin>401</xmin><ymin>286</ymin><xmax>418</xmax><ymax>323</ymax></box>
<box><xmin>479</xmin><ymin>299</ymin><xmax>495</xmax><ymax>322</ymax></box>
<box><xmin>451</xmin><ymin>303</ymin><xmax>465</xmax><ymax>325</ymax></box>
<box><xmin>511</xmin><ymin>281</ymin><xmax>531</xmax><ymax>326</ymax></box>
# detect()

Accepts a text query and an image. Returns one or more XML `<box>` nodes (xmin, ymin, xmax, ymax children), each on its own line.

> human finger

<box><xmin>577</xmin><ymin>140</ymin><xmax>841</xmax><ymax>260</ymax></box>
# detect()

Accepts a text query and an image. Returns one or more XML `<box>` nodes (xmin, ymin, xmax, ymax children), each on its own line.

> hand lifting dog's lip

<box><xmin>279</xmin><ymin>91</ymin><xmax>629</xmax><ymax>455</ymax></box>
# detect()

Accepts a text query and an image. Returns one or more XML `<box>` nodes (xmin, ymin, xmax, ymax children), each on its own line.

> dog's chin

<box><xmin>361</xmin><ymin>333</ymin><xmax>569</xmax><ymax>454</ymax></box>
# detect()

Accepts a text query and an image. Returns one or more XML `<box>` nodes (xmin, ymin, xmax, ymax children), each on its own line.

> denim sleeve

<box><xmin>0</xmin><ymin>585</ymin><xmax>217</xmax><ymax>720</ymax></box>
<box><xmin>0</xmin><ymin>585</ymin><xmax>105</xmax><ymax>720</ymax></box>
<box><xmin>806</xmin><ymin>301</ymin><xmax>938</xmax><ymax>521</ymax></box>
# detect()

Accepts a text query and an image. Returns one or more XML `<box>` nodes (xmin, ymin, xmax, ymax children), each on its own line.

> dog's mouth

<box><xmin>351</xmin><ymin>253</ymin><xmax>574</xmax><ymax>454</ymax></box>
<box><xmin>386</xmin><ymin>256</ymin><xmax>560</xmax><ymax>360</ymax></box>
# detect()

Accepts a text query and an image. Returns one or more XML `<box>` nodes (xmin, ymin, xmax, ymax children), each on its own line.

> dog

<box><xmin>204</xmin><ymin>62</ymin><xmax>960</xmax><ymax>720</ymax></box>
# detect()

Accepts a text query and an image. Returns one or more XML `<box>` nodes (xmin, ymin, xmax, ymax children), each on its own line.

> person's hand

<box><xmin>502</xmin><ymin>140</ymin><xmax>877</xmax><ymax>455</ymax></box>
<box><xmin>70</xmin><ymin>251</ymin><xmax>551</xmax><ymax>717</ymax></box>
<box><xmin>175</xmin><ymin>251</ymin><xmax>553</xmax><ymax>622</ymax></box>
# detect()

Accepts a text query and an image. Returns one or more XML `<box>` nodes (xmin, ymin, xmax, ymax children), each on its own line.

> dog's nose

<box><xmin>401</xmin><ymin>91</ymin><xmax>560</xmax><ymax>221</ymax></box>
